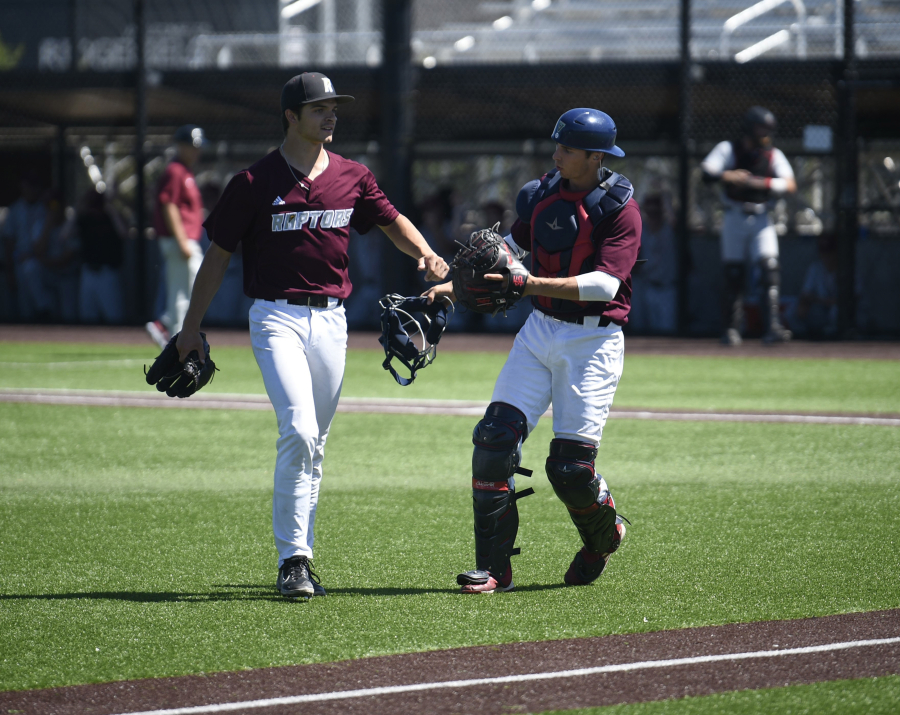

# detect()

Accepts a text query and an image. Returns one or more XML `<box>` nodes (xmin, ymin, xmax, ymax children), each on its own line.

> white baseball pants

<box><xmin>159</xmin><ymin>237</ymin><xmax>204</xmax><ymax>335</ymax></box>
<box><xmin>720</xmin><ymin>209</ymin><xmax>779</xmax><ymax>263</ymax></box>
<box><xmin>249</xmin><ymin>298</ymin><xmax>347</xmax><ymax>566</ymax></box>
<box><xmin>491</xmin><ymin>310</ymin><xmax>625</xmax><ymax>446</ymax></box>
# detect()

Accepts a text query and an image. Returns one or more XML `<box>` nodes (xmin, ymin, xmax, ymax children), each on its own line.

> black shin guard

<box><xmin>723</xmin><ymin>262</ymin><xmax>746</xmax><ymax>333</ymax></box>
<box><xmin>472</xmin><ymin>482</ymin><xmax>533</xmax><ymax>575</ymax></box>
<box><xmin>470</xmin><ymin>402</ymin><xmax>533</xmax><ymax>576</ymax></box>
<box><xmin>546</xmin><ymin>439</ymin><xmax>617</xmax><ymax>554</ymax></box>
<box><xmin>761</xmin><ymin>257</ymin><xmax>787</xmax><ymax>332</ymax></box>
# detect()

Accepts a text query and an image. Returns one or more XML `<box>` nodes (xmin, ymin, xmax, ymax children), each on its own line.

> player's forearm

<box><xmin>524</xmin><ymin>275</ymin><xmax>581</xmax><ymax>301</ymax></box>
<box><xmin>162</xmin><ymin>202</ymin><xmax>191</xmax><ymax>246</ymax></box>
<box><xmin>381</xmin><ymin>214</ymin><xmax>438</xmax><ymax>260</ymax></box>
<box><xmin>181</xmin><ymin>242</ymin><xmax>232</xmax><ymax>333</ymax></box>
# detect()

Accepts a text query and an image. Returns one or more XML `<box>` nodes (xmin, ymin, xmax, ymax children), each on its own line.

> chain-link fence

<box><xmin>0</xmin><ymin>0</ymin><xmax>898</xmax><ymax>335</ymax></box>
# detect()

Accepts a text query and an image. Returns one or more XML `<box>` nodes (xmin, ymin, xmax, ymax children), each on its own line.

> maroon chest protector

<box><xmin>518</xmin><ymin>168</ymin><xmax>634</xmax><ymax>314</ymax></box>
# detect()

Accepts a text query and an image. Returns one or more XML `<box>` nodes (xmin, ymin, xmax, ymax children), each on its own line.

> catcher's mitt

<box><xmin>144</xmin><ymin>332</ymin><xmax>217</xmax><ymax>398</ymax></box>
<box><xmin>451</xmin><ymin>223</ymin><xmax>529</xmax><ymax>316</ymax></box>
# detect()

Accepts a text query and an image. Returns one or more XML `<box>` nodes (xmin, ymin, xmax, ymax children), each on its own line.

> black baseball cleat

<box><xmin>564</xmin><ymin>519</ymin><xmax>627</xmax><ymax>586</ymax></box>
<box><xmin>277</xmin><ymin>555</ymin><xmax>315</xmax><ymax>598</ymax></box>
<box><xmin>308</xmin><ymin>562</ymin><xmax>326</xmax><ymax>597</ymax></box>
<box><xmin>457</xmin><ymin>566</ymin><xmax>514</xmax><ymax>594</ymax></box>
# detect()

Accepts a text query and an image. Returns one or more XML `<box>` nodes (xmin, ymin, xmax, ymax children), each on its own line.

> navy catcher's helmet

<box><xmin>379</xmin><ymin>295</ymin><xmax>453</xmax><ymax>386</ymax></box>
<box><xmin>741</xmin><ymin>106</ymin><xmax>777</xmax><ymax>135</ymax></box>
<box><xmin>551</xmin><ymin>108</ymin><xmax>625</xmax><ymax>157</ymax></box>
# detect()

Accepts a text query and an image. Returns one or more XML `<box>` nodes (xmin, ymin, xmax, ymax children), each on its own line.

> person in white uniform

<box><xmin>701</xmin><ymin>106</ymin><xmax>796</xmax><ymax>345</ymax></box>
<box><xmin>175</xmin><ymin>72</ymin><xmax>448</xmax><ymax>599</ymax></box>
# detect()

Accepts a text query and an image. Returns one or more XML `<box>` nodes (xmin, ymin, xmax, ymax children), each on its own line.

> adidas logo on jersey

<box><xmin>271</xmin><ymin>208</ymin><xmax>354</xmax><ymax>232</ymax></box>
<box><xmin>272</xmin><ymin>196</ymin><xmax>286</xmax><ymax>206</ymax></box>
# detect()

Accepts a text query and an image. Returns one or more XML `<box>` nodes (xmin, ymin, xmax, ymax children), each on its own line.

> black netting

<box><xmin>0</xmin><ymin>0</ymin><xmax>897</xmax><ymax>334</ymax></box>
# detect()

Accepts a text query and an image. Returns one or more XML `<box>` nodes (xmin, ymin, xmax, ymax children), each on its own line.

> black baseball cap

<box><xmin>281</xmin><ymin>72</ymin><xmax>354</xmax><ymax>112</ymax></box>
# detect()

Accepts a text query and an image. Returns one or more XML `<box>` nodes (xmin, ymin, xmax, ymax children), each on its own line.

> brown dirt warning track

<box><xmin>0</xmin><ymin>610</ymin><xmax>898</xmax><ymax>715</ymax></box>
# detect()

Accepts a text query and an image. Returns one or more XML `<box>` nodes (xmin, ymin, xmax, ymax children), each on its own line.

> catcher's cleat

<box><xmin>564</xmin><ymin>519</ymin><xmax>626</xmax><ymax>586</ymax></box>
<box><xmin>457</xmin><ymin>567</ymin><xmax>514</xmax><ymax>594</ymax></box>
<box><xmin>277</xmin><ymin>555</ymin><xmax>315</xmax><ymax>598</ymax></box>
<box><xmin>762</xmin><ymin>326</ymin><xmax>792</xmax><ymax>345</ymax></box>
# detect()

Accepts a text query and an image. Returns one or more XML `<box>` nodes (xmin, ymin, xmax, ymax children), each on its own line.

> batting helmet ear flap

<box><xmin>378</xmin><ymin>294</ymin><xmax>453</xmax><ymax>386</ymax></box>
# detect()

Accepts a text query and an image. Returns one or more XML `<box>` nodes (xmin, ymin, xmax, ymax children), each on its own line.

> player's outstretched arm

<box><xmin>422</xmin><ymin>281</ymin><xmax>455</xmax><ymax>304</ymax></box>
<box><xmin>379</xmin><ymin>214</ymin><xmax>449</xmax><ymax>281</ymax></box>
<box><xmin>176</xmin><ymin>242</ymin><xmax>232</xmax><ymax>362</ymax></box>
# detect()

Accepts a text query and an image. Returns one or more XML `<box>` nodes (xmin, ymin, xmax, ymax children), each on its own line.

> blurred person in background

<box><xmin>629</xmin><ymin>191</ymin><xmax>676</xmax><ymax>334</ymax></box>
<box><xmin>416</xmin><ymin>188</ymin><xmax>457</xmax><ymax>261</ymax></box>
<box><xmin>479</xmin><ymin>200</ymin><xmax>510</xmax><ymax>234</ymax></box>
<box><xmin>77</xmin><ymin>188</ymin><xmax>126</xmax><ymax>324</ymax></box>
<box><xmin>792</xmin><ymin>234</ymin><xmax>838</xmax><ymax>338</ymax></box>
<box><xmin>701</xmin><ymin>106</ymin><xmax>796</xmax><ymax>345</ymax></box>
<box><xmin>1</xmin><ymin>170</ymin><xmax>53</xmax><ymax>321</ymax></box>
<box><xmin>33</xmin><ymin>188</ymin><xmax>80</xmax><ymax>323</ymax></box>
<box><xmin>145</xmin><ymin>124</ymin><xmax>207</xmax><ymax>348</ymax></box>
<box><xmin>200</xmin><ymin>181</ymin><xmax>253</xmax><ymax>325</ymax></box>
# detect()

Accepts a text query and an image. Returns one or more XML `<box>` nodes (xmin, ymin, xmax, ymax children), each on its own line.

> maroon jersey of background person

<box><xmin>204</xmin><ymin>150</ymin><xmax>399</xmax><ymax>300</ymax></box>
<box><xmin>153</xmin><ymin>160</ymin><xmax>204</xmax><ymax>241</ymax></box>
<box><xmin>509</xmin><ymin>196</ymin><xmax>642</xmax><ymax>326</ymax></box>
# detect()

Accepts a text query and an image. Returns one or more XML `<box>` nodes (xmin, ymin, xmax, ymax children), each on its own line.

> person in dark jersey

<box><xmin>176</xmin><ymin>72</ymin><xmax>448</xmax><ymax>598</ymax></box>
<box><xmin>425</xmin><ymin>108</ymin><xmax>641</xmax><ymax>593</ymax></box>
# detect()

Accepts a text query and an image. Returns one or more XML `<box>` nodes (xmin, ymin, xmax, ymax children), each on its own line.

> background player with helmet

<box><xmin>701</xmin><ymin>106</ymin><xmax>797</xmax><ymax>346</ymax></box>
<box><xmin>426</xmin><ymin>108</ymin><xmax>641</xmax><ymax>594</ymax></box>
<box><xmin>174</xmin><ymin>72</ymin><xmax>448</xmax><ymax>599</ymax></box>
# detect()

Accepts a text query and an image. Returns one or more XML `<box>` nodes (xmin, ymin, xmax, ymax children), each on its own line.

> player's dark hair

<box><xmin>282</xmin><ymin>106</ymin><xmax>302</xmax><ymax>135</ymax></box>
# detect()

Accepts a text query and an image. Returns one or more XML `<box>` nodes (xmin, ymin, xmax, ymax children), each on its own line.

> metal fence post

<box><xmin>677</xmin><ymin>0</ymin><xmax>692</xmax><ymax>335</ymax></box>
<box><xmin>380</xmin><ymin>0</ymin><xmax>414</xmax><ymax>296</ymax></box>
<box><xmin>134</xmin><ymin>0</ymin><xmax>148</xmax><ymax>324</ymax></box>
<box><xmin>835</xmin><ymin>0</ymin><xmax>858</xmax><ymax>337</ymax></box>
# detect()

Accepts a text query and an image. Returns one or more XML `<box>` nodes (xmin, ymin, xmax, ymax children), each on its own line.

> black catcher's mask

<box><xmin>379</xmin><ymin>294</ymin><xmax>453</xmax><ymax>386</ymax></box>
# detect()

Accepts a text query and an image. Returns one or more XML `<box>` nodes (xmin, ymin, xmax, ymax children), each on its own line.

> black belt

<box><xmin>269</xmin><ymin>296</ymin><xmax>342</xmax><ymax>308</ymax></box>
<box><xmin>550</xmin><ymin>313</ymin><xmax>613</xmax><ymax>327</ymax></box>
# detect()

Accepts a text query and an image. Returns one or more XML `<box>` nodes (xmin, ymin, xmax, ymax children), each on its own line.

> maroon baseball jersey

<box><xmin>204</xmin><ymin>150</ymin><xmax>399</xmax><ymax>300</ymax></box>
<box><xmin>154</xmin><ymin>160</ymin><xmax>204</xmax><ymax>241</ymax></box>
<box><xmin>510</xmin><ymin>193</ymin><xmax>642</xmax><ymax>326</ymax></box>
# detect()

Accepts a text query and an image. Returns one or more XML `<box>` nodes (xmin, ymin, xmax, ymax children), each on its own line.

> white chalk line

<box><xmin>111</xmin><ymin>636</ymin><xmax>900</xmax><ymax>715</ymax></box>
<box><xmin>0</xmin><ymin>359</ymin><xmax>147</xmax><ymax>368</ymax></box>
<box><xmin>1</xmin><ymin>388</ymin><xmax>899</xmax><ymax>426</ymax></box>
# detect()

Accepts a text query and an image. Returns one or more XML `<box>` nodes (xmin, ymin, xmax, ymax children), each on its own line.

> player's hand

<box><xmin>422</xmin><ymin>281</ymin><xmax>455</xmax><ymax>304</ymax></box>
<box><xmin>418</xmin><ymin>253</ymin><xmax>449</xmax><ymax>281</ymax></box>
<box><xmin>176</xmin><ymin>329</ymin><xmax>206</xmax><ymax>364</ymax></box>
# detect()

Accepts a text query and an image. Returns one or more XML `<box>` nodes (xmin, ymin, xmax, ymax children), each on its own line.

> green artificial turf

<box><xmin>1</xmin><ymin>399</ymin><xmax>898</xmax><ymax>690</ymax></box>
<box><xmin>542</xmin><ymin>675</ymin><xmax>900</xmax><ymax>714</ymax></box>
<box><xmin>1</xmin><ymin>341</ymin><xmax>899</xmax><ymax>413</ymax></box>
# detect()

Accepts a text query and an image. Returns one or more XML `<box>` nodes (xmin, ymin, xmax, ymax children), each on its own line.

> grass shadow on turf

<box><xmin>0</xmin><ymin>589</ymin><xmax>285</xmax><ymax>603</ymax></box>
<box><xmin>0</xmin><ymin>584</ymin><xmax>464</xmax><ymax>602</ymax></box>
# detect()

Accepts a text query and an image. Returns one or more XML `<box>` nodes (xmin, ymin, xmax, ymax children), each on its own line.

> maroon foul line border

<box><xmin>1</xmin><ymin>610</ymin><xmax>899</xmax><ymax>715</ymax></box>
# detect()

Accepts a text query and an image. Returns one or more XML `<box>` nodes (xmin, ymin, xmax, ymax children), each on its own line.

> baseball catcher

<box><xmin>451</xmin><ymin>223</ymin><xmax>529</xmax><ymax>317</ymax></box>
<box><xmin>145</xmin><ymin>332</ymin><xmax>216</xmax><ymax>398</ymax></box>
